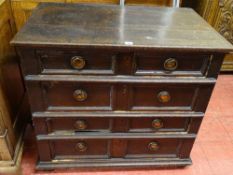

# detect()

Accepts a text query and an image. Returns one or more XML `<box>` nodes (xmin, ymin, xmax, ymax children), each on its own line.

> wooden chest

<box><xmin>11</xmin><ymin>3</ymin><xmax>233</xmax><ymax>170</ymax></box>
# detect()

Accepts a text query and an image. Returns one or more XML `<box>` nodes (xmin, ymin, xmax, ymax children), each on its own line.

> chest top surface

<box><xmin>11</xmin><ymin>3</ymin><xmax>233</xmax><ymax>53</ymax></box>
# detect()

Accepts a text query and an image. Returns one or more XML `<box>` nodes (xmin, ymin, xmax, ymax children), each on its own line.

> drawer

<box><xmin>33</xmin><ymin>116</ymin><xmax>191</xmax><ymax>134</ymax></box>
<box><xmin>38</xmin><ymin>137</ymin><xmax>190</xmax><ymax>161</ymax></box>
<box><xmin>129</xmin><ymin>84</ymin><xmax>213</xmax><ymax>112</ymax></box>
<box><xmin>134</xmin><ymin>52</ymin><xmax>210</xmax><ymax>77</ymax></box>
<box><xmin>27</xmin><ymin>81</ymin><xmax>213</xmax><ymax>112</ymax></box>
<box><xmin>20</xmin><ymin>49</ymin><xmax>217</xmax><ymax>77</ymax></box>
<box><xmin>41</xmin><ymin>82</ymin><xmax>113</xmax><ymax>111</ymax></box>
<box><xmin>36</xmin><ymin>49</ymin><xmax>116</xmax><ymax>75</ymax></box>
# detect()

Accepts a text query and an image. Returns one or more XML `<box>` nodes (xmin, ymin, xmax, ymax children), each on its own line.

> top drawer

<box><xmin>35</xmin><ymin>49</ymin><xmax>116</xmax><ymax>75</ymax></box>
<box><xmin>134</xmin><ymin>52</ymin><xmax>210</xmax><ymax>77</ymax></box>
<box><xmin>18</xmin><ymin>48</ymin><xmax>222</xmax><ymax>78</ymax></box>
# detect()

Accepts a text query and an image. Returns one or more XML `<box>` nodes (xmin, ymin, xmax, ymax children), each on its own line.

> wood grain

<box><xmin>10</xmin><ymin>0</ymin><xmax>176</xmax><ymax>31</ymax></box>
<box><xmin>11</xmin><ymin>3</ymin><xmax>233</xmax><ymax>52</ymax></box>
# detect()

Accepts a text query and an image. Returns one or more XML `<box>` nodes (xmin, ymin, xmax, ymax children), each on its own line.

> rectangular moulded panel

<box><xmin>35</xmin><ymin>49</ymin><xmax>116</xmax><ymax>75</ymax></box>
<box><xmin>41</xmin><ymin>82</ymin><xmax>113</xmax><ymax>111</ymax></box>
<box><xmin>129</xmin><ymin>84</ymin><xmax>214</xmax><ymax>112</ymax></box>
<box><xmin>134</xmin><ymin>52</ymin><xmax>210</xmax><ymax>77</ymax></box>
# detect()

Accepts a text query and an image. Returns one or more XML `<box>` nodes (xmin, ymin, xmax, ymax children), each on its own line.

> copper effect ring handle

<box><xmin>71</xmin><ymin>56</ymin><xmax>86</xmax><ymax>70</ymax></box>
<box><xmin>152</xmin><ymin>119</ymin><xmax>163</xmax><ymax>129</ymax></box>
<box><xmin>157</xmin><ymin>91</ymin><xmax>171</xmax><ymax>103</ymax></box>
<box><xmin>75</xmin><ymin>142</ymin><xmax>87</xmax><ymax>152</ymax></box>
<box><xmin>74</xmin><ymin>120</ymin><xmax>87</xmax><ymax>130</ymax></box>
<box><xmin>148</xmin><ymin>142</ymin><xmax>159</xmax><ymax>151</ymax></box>
<box><xmin>164</xmin><ymin>58</ymin><xmax>178</xmax><ymax>71</ymax></box>
<box><xmin>73</xmin><ymin>89</ymin><xmax>87</xmax><ymax>102</ymax></box>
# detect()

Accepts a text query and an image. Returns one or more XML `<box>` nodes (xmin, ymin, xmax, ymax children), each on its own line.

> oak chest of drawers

<box><xmin>11</xmin><ymin>3</ymin><xmax>233</xmax><ymax>170</ymax></box>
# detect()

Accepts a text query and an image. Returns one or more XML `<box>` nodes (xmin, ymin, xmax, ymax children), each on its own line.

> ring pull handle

<box><xmin>157</xmin><ymin>91</ymin><xmax>171</xmax><ymax>103</ymax></box>
<box><xmin>74</xmin><ymin>120</ymin><xmax>87</xmax><ymax>130</ymax></box>
<box><xmin>71</xmin><ymin>56</ymin><xmax>86</xmax><ymax>70</ymax></box>
<box><xmin>75</xmin><ymin>142</ymin><xmax>87</xmax><ymax>152</ymax></box>
<box><xmin>152</xmin><ymin>119</ymin><xmax>163</xmax><ymax>129</ymax></box>
<box><xmin>148</xmin><ymin>142</ymin><xmax>159</xmax><ymax>151</ymax></box>
<box><xmin>164</xmin><ymin>58</ymin><xmax>178</xmax><ymax>71</ymax></box>
<box><xmin>73</xmin><ymin>89</ymin><xmax>87</xmax><ymax>102</ymax></box>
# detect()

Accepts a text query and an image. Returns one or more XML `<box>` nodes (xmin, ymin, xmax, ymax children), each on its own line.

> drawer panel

<box><xmin>134</xmin><ymin>52</ymin><xmax>210</xmax><ymax>76</ymax></box>
<box><xmin>47</xmin><ymin>118</ymin><xmax>110</xmax><ymax>133</ymax></box>
<box><xmin>42</xmin><ymin>117</ymin><xmax>111</xmax><ymax>133</ymax></box>
<box><xmin>52</xmin><ymin>139</ymin><xmax>109</xmax><ymax>159</ymax></box>
<box><xmin>128</xmin><ymin>117</ymin><xmax>189</xmax><ymax>132</ymax></box>
<box><xmin>36</xmin><ymin>49</ymin><xmax>115</xmax><ymax>75</ymax></box>
<box><xmin>42</xmin><ymin>82</ymin><xmax>112</xmax><ymax>111</ymax></box>
<box><xmin>126</xmin><ymin>138</ymin><xmax>179</xmax><ymax>158</ymax></box>
<box><xmin>38</xmin><ymin>138</ymin><xmax>191</xmax><ymax>161</ymax></box>
<box><xmin>129</xmin><ymin>84</ymin><xmax>212</xmax><ymax>111</ymax></box>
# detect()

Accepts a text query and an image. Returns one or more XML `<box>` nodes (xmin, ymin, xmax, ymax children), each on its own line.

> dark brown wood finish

<box><xmin>33</xmin><ymin>116</ymin><xmax>197</xmax><ymax>134</ymax></box>
<box><xmin>37</xmin><ymin>138</ymin><xmax>189</xmax><ymax>160</ymax></box>
<box><xmin>11</xmin><ymin>3</ymin><xmax>233</xmax><ymax>170</ymax></box>
<box><xmin>11</xmin><ymin>3</ymin><xmax>233</xmax><ymax>52</ymax></box>
<box><xmin>25</xmin><ymin>80</ymin><xmax>215</xmax><ymax>113</ymax></box>
<box><xmin>18</xmin><ymin>48</ymin><xmax>225</xmax><ymax>78</ymax></box>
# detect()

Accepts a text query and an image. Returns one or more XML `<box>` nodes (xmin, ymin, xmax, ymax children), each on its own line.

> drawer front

<box><xmin>27</xmin><ymin>82</ymin><xmax>213</xmax><ymax>112</ymax></box>
<box><xmin>52</xmin><ymin>139</ymin><xmax>109</xmax><ymax>159</ymax></box>
<box><xmin>19</xmin><ymin>48</ymin><xmax>222</xmax><ymax>78</ymax></box>
<box><xmin>36</xmin><ymin>49</ymin><xmax>115</xmax><ymax>75</ymax></box>
<box><xmin>128</xmin><ymin>117</ymin><xmax>189</xmax><ymax>133</ymax></box>
<box><xmin>125</xmin><ymin>138</ymin><xmax>179</xmax><ymax>158</ymax></box>
<box><xmin>42</xmin><ymin>82</ymin><xmax>112</xmax><ymax>111</ymax></box>
<box><xmin>129</xmin><ymin>84</ymin><xmax>213</xmax><ymax>112</ymax></box>
<box><xmin>134</xmin><ymin>52</ymin><xmax>210</xmax><ymax>76</ymax></box>
<box><xmin>38</xmin><ymin>138</ymin><xmax>189</xmax><ymax>161</ymax></box>
<box><xmin>33</xmin><ymin>116</ymin><xmax>191</xmax><ymax>134</ymax></box>
<box><xmin>39</xmin><ymin>117</ymin><xmax>111</xmax><ymax>133</ymax></box>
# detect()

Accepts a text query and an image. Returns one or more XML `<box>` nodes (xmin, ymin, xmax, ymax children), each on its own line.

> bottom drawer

<box><xmin>126</xmin><ymin>139</ymin><xmax>179</xmax><ymax>158</ymax></box>
<box><xmin>38</xmin><ymin>137</ymin><xmax>193</xmax><ymax>161</ymax></box>
<box><xmin>52</xmin><ymin>139</ymin><xmax>108</xmax><ymax>159</ymax></box>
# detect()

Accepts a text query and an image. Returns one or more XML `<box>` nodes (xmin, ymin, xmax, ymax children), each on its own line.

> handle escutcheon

<box><xmin>148</xmin><ymin>142</ymin><xmax>159</xmax><ymax>151</ymax></box>
<box><xmin>75</xmin><ymin>142</ymin><xmax>87</xmax><ymax>152</ymax></box>
<box><xmin>152</xmin><ymin>119</ymin><xmax>163</xmax><ymax>129</ymax></box>
<box><xmin>157</xmin><ymin>91</ymin><xmax>171</xmax><ymax>103</ymax></box>
<box><xmin>71</xmin><ymin>56</ymin><xmax>86</xmax><ymax>70</ymax></box>
<box><xmin>164</xmin><ymin>58</ymin><xmax>178</xmax><ymax>71</ymax></box>
<box><xmin>73</xmin><ymin>89</ymin><xmax>87</xmax><ymax>102</ymax></box>
<box><xmin>74</xmin><ymin>120</ymin><xmax>87</xmax><ymax>130</ymax></box>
